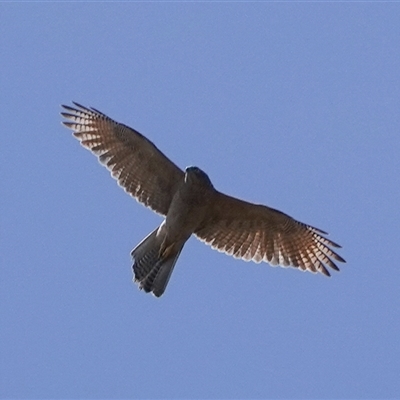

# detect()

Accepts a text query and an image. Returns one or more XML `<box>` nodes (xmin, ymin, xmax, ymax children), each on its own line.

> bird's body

<box><xmin>165</xmin><ymin>167</ymin><xmax>213</xmax><ymax>242</ymax></box>
<box><xmin>132</xmin><ymin>167</ymin><xmax>214</xmax><ymax>295</ymax></box>
<box><xmin>61</xmin><ymin>102</ymin><xmax>346</xmax><ymax>297</ymax></box>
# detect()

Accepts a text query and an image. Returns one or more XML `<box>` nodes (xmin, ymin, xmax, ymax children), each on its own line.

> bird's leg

<box><xmin>159</xmin><ymin>238</ymin><xmax>176</xmax><ymax>260</ymax></box>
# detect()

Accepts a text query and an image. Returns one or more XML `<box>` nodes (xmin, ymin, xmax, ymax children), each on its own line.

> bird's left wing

<box><xmin>61</xmin><ymin>102</ymin><xmax>184</xmax><ymax>216</ymax></box>
<box><xmin>195</xmin><ymin>191</ymin><xmax>345</xmax><ymax>276</ymax></box>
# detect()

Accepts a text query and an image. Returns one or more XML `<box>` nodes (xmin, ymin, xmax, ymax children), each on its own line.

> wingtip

<box><xmin>72</xmin><ymin>101</ymin><xmax>86</xmax><ymax>110</ymax></box>
<box><xmin>330</xmin><ymin>249</ymin><xmax>346</xmax><ymax>264</ymax></box>
<box><xmin>60</xmin><ymin>102</ymin><xmax>88</xmax><ymax>112</ymax></box>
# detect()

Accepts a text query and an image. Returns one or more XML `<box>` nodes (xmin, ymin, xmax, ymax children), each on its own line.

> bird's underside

<box><xmin>61</xmin><ymin>102</ymin><xmax>346</xmax><ymax>297</ymax></box>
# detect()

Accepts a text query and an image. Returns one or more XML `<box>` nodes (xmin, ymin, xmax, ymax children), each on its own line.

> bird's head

<box><xmin>185</xmin><ymin>166</ymin><xmax>213</xmax><ymax>188</ymax></box>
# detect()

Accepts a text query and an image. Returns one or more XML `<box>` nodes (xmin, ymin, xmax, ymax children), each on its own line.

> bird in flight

<box><xmin>61</xmin><ymin>102</ymin><xmax>345</xmax><ymax>297</ymax></box>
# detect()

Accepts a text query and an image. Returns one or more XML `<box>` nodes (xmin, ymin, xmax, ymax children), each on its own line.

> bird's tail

<box><xmin>131</xmin><ymin>227</ymin><xmax>183</xmax><ymax>297</ymax></box>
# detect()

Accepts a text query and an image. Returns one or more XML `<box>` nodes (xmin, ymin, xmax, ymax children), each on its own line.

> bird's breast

<box><xmin>164</xmin><ymin>187</ymin><xmax>210</xmax><ymax>241</ymax></box>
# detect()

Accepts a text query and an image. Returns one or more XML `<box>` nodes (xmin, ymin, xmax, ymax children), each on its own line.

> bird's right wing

<box><xmin>61</xmin><ymin>102</ymin><xmax>184</xmax><ymax>216</ymax></box>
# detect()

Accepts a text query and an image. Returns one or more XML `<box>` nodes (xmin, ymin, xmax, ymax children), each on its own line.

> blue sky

<box><xmin>1</xmin><ymin>3</ymin><xmax>400</xmax><ymax>399</ymax></box>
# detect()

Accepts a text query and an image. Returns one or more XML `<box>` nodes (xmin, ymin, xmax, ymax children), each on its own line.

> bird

<box><xmin>61</xmin><ymin>102</ymin><xmax>345</xmax><ymax>297</ymax></box>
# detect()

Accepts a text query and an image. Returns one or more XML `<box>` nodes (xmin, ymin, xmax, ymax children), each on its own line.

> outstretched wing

<box><xmin>61</xmin><ymin>102</ymin><xmax>184</xmax><ymax>216</ymax></box>
<box><xmin>195</xmin><ymin>191</ymin><xmax>345</xmax><ymax>276</ymax></box>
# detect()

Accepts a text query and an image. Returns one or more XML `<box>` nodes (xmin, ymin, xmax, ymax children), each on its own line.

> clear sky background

<box><xmin>1</xmin><ymin>3</ymin><xmax>399</xmax><ymax>399</ymax></box>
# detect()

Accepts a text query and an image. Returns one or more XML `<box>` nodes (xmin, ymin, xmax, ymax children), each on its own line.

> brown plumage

<box><xmin>61</xmin><ymin>102</ymin><xmax>346</xmax><ymax>297</ymax></box>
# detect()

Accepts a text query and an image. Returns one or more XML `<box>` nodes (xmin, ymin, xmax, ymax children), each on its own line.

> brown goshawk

<box><xmin>61</xmin><ymin>102</ymin><xmax>345</xmax><ymax>297</ymax></box>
